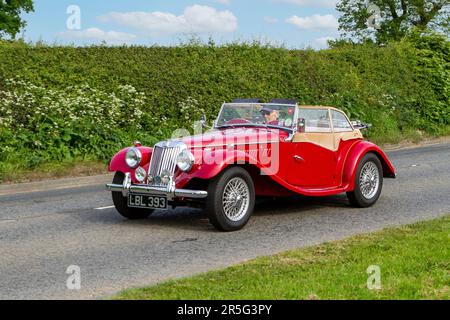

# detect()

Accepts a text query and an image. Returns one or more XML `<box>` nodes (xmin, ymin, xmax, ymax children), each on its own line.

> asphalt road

<box><xmin>1</xmin><ymin>143</ymin><xmax>449</xmax><ymax>299</ymax></box>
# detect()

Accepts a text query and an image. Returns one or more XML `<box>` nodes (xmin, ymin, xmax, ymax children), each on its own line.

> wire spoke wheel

<box><xmin>206</xmin><ymin>166</ymin><xmax>255</xmax><ymax>231</ymax></box>
<box><xmin>222</xmin><ymin>177</ymin><xmax>250</xmax><ymax>222</ymax></box>
<box><xmin>359</xmin><ymin>161</ymin><xmax>380</xmax><ymax>200</ymax></box>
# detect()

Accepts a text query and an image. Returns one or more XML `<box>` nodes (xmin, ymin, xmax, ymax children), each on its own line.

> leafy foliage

<box><xmin>0</xmin><ymin>39</ymin><xmax>448</xmax><ymax>181</ymax></box>
<box><xmin>337</xmin><ymin>0</ymin><xmax>450</xmax><ymax>43</ymax></box>
<box><xmin>0</xmin><ymin>0</ymin><xmax>34</xmax><ymax>39</ymax></box>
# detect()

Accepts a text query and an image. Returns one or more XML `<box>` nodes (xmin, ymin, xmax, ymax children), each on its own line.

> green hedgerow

<box><xmin>0</xmin><ymin>35</ymin><xmax>448</xmax><ymax>181</ymax></box>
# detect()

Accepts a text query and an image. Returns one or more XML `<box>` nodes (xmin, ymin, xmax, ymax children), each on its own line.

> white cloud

<box><xmin>58</xmin><ymin>28</ymin><xmax>137</xmax><ymax>44</ymax></box>
<box><xmin>286</xmin><ymin>14</ymin><xmax>338</xmax><ymax>31</ymax></box>
<box><xmin>98</xmin><ymin>5</ymin><xmax>238</xmax><ymax>36</ymax></box>
<box><xmin>275</xmin><ymin>0</ymin><xmax>338</xmax><ymax>8</ymax></box>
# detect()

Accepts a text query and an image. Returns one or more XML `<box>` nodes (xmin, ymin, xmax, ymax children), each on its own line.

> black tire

<box><xmin>205</xmin><ymin>166</ymin><xmax>255</xmax><ymax>232</ymax></box>
<box><xmin>347</xmin><ymin>153</ymin><xmax>383</xmax><ymax>208</ymax></box>
<box><xmin>112</xmin><ymin>172</ymin><xmax>154</xmax><ymax>220</ymax></box>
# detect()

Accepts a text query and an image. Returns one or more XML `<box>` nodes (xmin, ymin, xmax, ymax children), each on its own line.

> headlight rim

<box><xmin>125</xmin><ymin>147</ymin><xmax>142</xmax><ymax>169</ymax></box>
<box><xmin>176</xmin><ymin>149</ymin><xmax>195</xmax><ymax>172</ymax></box>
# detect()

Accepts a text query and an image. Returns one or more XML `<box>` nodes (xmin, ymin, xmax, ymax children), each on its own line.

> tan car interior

<box><xmin>292</xmin><ymin>107</ymin><xmax>363</xmax><ymax>151</ymax></box>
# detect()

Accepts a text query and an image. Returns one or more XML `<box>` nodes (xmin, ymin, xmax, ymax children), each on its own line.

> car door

<box><xmin>330</xmin><ymin>109</ymin><xmax>363</xmax><ymax>185</ymax></box>
<box><xmin>286</xmin><ymin>108</ymin><xmax>337</xmax><ymax>188</ymax></box>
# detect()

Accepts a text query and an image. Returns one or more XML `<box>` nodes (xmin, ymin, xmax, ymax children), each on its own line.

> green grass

<box><xmin>114</xmin><ymin>215</ymin><xmax>450</xmax><ymax>300</ymax></box>
<box><xmin>0</xmin><ymin>158</ymin><xmax>107</xmax><ymax>184</ymax></box>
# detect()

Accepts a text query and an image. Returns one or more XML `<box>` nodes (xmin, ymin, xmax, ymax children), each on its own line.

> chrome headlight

<box><xmin>134</xmin><ymin>166</ymin><xmax>147</xmax><ymax>183</ymax></box>
<box><xmin>176</xmin><ymin>149</ymin><xmax>195</xmax><ymax>172</ymax></box>
<box><xmin>125</xmin><ymin>147</ymin><xmax>142</xmax><ymax>168</ymax></box>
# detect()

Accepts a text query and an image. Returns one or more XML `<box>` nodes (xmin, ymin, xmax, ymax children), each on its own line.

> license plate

<box><xmin>128</xmin><ymin>194</ymin><xmax>168</xmax><ymax>210</ymax></box>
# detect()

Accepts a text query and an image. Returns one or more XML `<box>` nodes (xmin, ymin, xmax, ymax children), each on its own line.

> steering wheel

<box><xmin>225</xmin><ymin>118</ymin><xmax>252</xmax><ymax>125</ymax></box>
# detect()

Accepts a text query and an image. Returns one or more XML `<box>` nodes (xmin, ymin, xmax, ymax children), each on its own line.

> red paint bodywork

<box><xmin>109</xmin><ymin>126</ymin><xmax>396</xmax><ymax>198</ymax></box>
<box><xmin>109</xmin><ymin>146</ymin><xmax>152</xmax><ymax>184</ymax></box>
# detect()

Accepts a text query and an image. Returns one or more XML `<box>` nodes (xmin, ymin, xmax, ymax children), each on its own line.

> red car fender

<box><xmin>342</xmin><ymin>141</ymin><xmax>396</xmax><ymax>191</ymax></box>
<box><xmin>176</xmin><ymin>148</ymin><xmax>261</xmax><ymax>187</ymax></box>
<box><xmin>108</xmin><ymin>147</ymin><xmax>152</xmax><ymax>182</ymax></box>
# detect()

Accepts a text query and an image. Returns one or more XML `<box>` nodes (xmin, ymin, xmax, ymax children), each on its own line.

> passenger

<box><xmin>260</xmin><ymin>107</ymin><xmax>279</xmax><ymax>126</ymax></box>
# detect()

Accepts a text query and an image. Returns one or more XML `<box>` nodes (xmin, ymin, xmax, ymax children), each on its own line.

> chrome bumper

<box><xmin>106</xmin><ymin>173</ymin><xmax>208</xmax><ymax>200</ymax></box>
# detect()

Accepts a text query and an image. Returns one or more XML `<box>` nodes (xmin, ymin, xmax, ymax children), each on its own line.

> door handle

<box><xmin>293</xmin><ymin>155</ymin><xmax>304</xmax><ymax>162</ymax></box>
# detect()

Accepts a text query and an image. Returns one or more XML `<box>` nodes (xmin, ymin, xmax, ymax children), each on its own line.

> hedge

<box><xmin>0</xmin><ymin>33</ymin><xmax>448</xmax><ymax>180</ymax></box>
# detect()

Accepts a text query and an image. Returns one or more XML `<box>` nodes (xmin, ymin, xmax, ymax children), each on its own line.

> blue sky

<box><xmin>22</xmin><ymin>0</ymin><xmax>341</xmax><ymax>48</ymax></box>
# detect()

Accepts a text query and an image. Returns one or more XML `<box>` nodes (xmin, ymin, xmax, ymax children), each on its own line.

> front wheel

<box><xmin>205</xmin><ymin>167</ymin><xmax>255</xmax><ymax>231</ymax></box>
<box><xmin>347</xmin><ymin>153</ymin><xmax>383</xmax><ymax>207</ymax></box>
<box><xmin>111</xmin><ymin>172</ymin><xmax>154</xmax><ymax>220</ymax></box>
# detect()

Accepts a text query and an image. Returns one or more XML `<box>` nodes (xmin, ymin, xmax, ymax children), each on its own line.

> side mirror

<box><xmin>285</xmin><ymin>118</ymin><xmax>305</xmax><ymax>142</ymax></box>
<box><xmin>297</xmin><ymin>118</ymin><xmax>306</xmax><ymax>133</ymax></box>
<box><xmin>200</xmin><ymin>114</ymin><xmax>207</xmax><ymax>129</ymax></box>
<box><xmin>351</xmin><ymin>120</ymin><xmax>372</xmax><ymax>130</ymax></box>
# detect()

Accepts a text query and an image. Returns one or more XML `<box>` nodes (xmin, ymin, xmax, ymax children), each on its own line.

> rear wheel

<box><xmin>112</xmin><ymin>172</ymin><xmax>154</xmax><ymax>220</ymax></box>
<box><xmin>205</xmin><ymin>167</ymin><xmax>255</xmax><ymax>231</ymax></box>
<box><xmin>347</xmin><ymin>153</ymin><xmax>383</xmax><ymax>207</ymax></box>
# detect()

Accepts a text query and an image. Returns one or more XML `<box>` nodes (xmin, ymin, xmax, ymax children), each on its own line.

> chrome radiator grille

<box><xmin>148</xmin><ymin>141</ymin><xmax>185</xmax><ymax>186</ymax></box>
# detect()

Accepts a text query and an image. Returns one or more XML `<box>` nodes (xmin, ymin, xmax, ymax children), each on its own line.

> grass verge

<box><xmin>114</xmin><ymin>215</ymin><xmax>450</xmax><ymax>300</ymax></box>
<box><xmin>0</xmin><ymin>159</ymin><xmax>108</xmax><ymax>184</ymax></box>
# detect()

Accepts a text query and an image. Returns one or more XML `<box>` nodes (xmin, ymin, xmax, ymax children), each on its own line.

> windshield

<box><xmin>216</xmin><ymin>103</ymin><xmax>296</xmax><ymax>130</ymax></box>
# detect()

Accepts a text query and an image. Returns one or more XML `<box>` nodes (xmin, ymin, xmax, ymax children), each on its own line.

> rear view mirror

<box><xmin>297</xmin><ymin>118</ymin><xmax>306</xmax><ymax>133</ymax></box>
<box><xmin>200</xmin><ymin>114</ymin><xmax>208</xmax><ymax>129</ymax></box>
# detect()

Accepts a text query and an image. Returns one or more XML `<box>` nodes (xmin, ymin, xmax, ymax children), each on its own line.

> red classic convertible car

<box><xmin>106</xmin><ymin>99</ymin><xmax>396</xmax><ymax>231</ymax></box>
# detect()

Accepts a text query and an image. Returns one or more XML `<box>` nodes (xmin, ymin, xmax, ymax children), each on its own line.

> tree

<box><xmin>0</xmin><ymin>0</ymin><xmax>34</xmax><ymax>39</ymax></box>
<box><xmin>337</xmin><ymin>0</ymin><xmax>450</xmax><ymax>43</ymax></box>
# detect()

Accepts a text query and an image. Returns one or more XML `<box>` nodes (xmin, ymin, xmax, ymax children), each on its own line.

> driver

<box><xmin>260</xmin><ymin>107</ymin><xmax>279</xmax><ymax>125</ymax></box>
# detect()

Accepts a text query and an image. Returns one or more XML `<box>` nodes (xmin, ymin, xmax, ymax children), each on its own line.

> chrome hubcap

<box><xmin>222</xmin><ymin>177</ymin><xmax>250</xmax><ymax>222</ymax></box>
<box><xmin>359</xmin><ymin>161</ymin><xmax>380</xmax><ymax>199</ymax></box>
